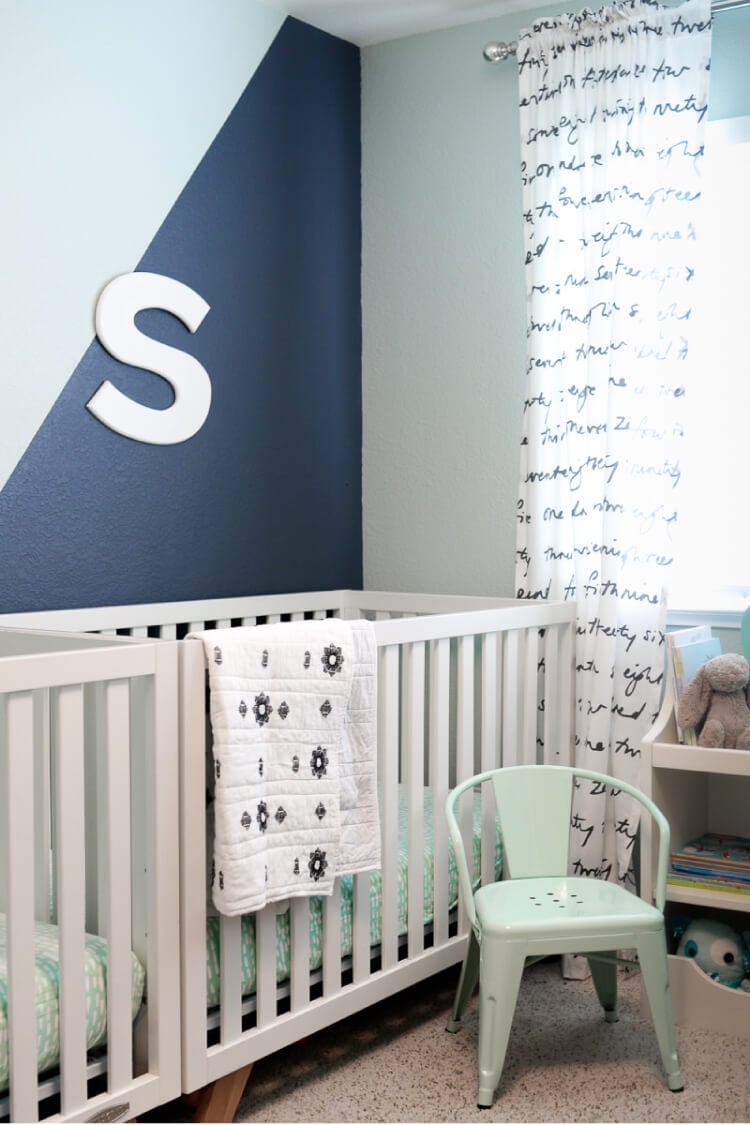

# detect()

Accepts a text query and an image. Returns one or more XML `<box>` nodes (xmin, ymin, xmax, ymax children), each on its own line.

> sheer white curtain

<box><xmin>515</xmin><ymin>0</ymin><xmax>712</xmax><ymax>890</ymax></box>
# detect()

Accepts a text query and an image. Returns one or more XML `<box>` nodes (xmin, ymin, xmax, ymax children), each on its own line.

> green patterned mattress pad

<box><xmin>206</xmin><ymin>784</ymin><xmax>501</xmax><ymax>1007</ymax></box>
<box><xmin>0</xmin><ymin>915</ymin><xmax>145</xmax><ymax>1093</ymax></box>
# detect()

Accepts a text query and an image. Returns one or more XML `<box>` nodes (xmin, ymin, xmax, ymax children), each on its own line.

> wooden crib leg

<box><xmin>192</xmin><ymin>1064</ymin><xmax>254</xmax><ymax>1124</ymax></box>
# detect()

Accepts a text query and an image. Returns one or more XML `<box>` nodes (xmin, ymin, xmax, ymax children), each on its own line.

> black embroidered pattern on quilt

<box><xmin>240</xmin><ymin>810</ymin><xmax>252</xmax><ymax>830</ymax></box>
<box><xmin>213</xmin><ymin>645</ymin><xmax>223</xmax><ymax>665</ymax></box>
<box><xmin>239</xmin><ymin>700</ymin><xmax>248</xmax><ymax>718</ymax></box>
<box><xmin>321</xmin><ymin>644</ymin><xmax>344</xmax><ymax>677</ymax></box>
<box><xmin>320</xmin><ymin>699</ymin><xmax>332</xmax><ymax>718</ymax></box>
<box><xmin>253</xmin><ymin>693</ymin><xmax>273</xmax><ymax>725</ymax></box>
<box><xmin>315</xmin><ymin>802</ymin><xmax>327</xmax><ymax>821</ymax></box>
<box><xmin>304</xmin><ymin>650</ymin><xmax>311</xmax><ymax>669</ymax></box>
<box><xmin>310</xmin><ymin>747</ymin><xmax>329</xmax><ymax>778</ymax></box>
<box><xmin>308</xmin><ymin>848</ymin><xmax>328</xmax><ymax>882</ymax></box>
<box><xmin>257</xmin><ymin>801</ymin><xmax>269</xmax><ymax>833</ymax></box>
<box><xmin>291</xmin><ymin>754</ymin><xmax>300</xmax><ymax>773</ymax></box>
<box><xmin>278</xmin><ymin>701</ymin><xmax>290</xmax><ymax>720</ymax></box>
<box><xmin>261</xmin><ymin>649</ymin><xmax>269</xmax><ymax>668</ymax></box>
<box><xmin>275</xmin><ymin>806</ymin><xmax>287</xmax><ymax>824</ymax></box>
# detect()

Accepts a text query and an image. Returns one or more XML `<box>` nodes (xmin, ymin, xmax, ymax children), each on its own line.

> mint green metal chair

<box><xmin>445</xmin><ymin>765</ymin><xmax>684</xmax><ymax>1108</ymax></box>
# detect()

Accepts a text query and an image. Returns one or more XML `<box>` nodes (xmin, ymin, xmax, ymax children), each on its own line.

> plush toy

<box><xmin>677</xmin><ymin>653</ymin><xmax>750</xmax><ymax>749</ymax></box>
<box><xmin>674</xmin><ymin>917</ymin><xmax>750</xmax><ymax>990</ymax></box>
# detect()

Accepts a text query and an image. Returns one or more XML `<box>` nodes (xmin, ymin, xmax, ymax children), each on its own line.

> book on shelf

<box><xmin>671</xmin><ymin>831</ymin><xmax>750</xmax><ymax>883</ymax></box>
<box><xmin>666</xmin><ymin>625</ymin><xmax>722</xmax><ymax>744</ymax></box>
<box><xmin>667</xmin><ymin>869</ymin><xmax>750</xmax><ymax>895</ymax></box>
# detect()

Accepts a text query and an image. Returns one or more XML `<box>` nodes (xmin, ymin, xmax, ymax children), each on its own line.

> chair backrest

<box><xmin>489</xmin><ymin>766</ymin><xmax>575</xmax><ymax>879</ymax></box>
<box><xmin>446</xmin><ymin>764</ymin><xmax>671</xmax><ymax>925</ymax></box>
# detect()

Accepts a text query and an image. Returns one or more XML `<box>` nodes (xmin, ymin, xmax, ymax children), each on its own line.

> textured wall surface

<box><xmin>361</xmin><ymin>11</ymin><xmax>543</xmax><ymax>599</ymax></box>
<box><xmin>0</xmin><ymin>8</ymin><xmax>362</xmax><ymax>611</ymax></box>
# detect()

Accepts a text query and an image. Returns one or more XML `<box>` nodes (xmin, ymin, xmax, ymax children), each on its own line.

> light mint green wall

<box><xmin>361</xmin><ymin>4</ymin><xmax>749</xmax><ymax>598</ymax></box>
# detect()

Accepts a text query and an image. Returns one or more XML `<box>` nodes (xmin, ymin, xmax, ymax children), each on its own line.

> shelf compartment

<box><xmin>667</xmin><ymin>955</ymin><xmax>750</xmax><ymax>1039</ymax></box>
<box><xmin>653</xmin><ymin>742</ymin><xmax>750</xmax><ymax>776</ymax></box>
<box><xmin>666</xmin><ymin>881</ymin><xmax>750</xmax><ymax>914</ymax></box>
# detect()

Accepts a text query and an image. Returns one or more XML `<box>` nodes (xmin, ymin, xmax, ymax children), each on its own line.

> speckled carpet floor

<box><xmin>146</xmin><ymin>958</ymin><xmax>749</xmax><ymax>1123</ymax></box>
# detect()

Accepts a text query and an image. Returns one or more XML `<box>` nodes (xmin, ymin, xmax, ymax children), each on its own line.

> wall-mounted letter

<box><xmin>88</xmin><ymin>272</ymin><xmax>211</xmax><ymax>445</ymax></box>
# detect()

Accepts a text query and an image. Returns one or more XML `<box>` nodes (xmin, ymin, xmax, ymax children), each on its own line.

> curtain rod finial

<box><xmin>483</xmin><ymin>40</ymin><xmax>517</xmax><ymax>63</ymax></box>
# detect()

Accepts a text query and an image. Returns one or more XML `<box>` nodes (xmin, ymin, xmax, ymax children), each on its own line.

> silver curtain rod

<box><xmin>483</xmin><ymin>0</ymin><xmax>748</xmax><ymax>61</ymax></box>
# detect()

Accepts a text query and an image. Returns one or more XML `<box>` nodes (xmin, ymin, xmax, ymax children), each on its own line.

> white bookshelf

<box><xmin>640</xmin><ymin>690</ymin><xmax>750</xmax><ymax>1039</ymax></box>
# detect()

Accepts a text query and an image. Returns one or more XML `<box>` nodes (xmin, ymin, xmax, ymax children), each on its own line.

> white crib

<box><xmin>0</xmin><ymin>626</ymin><xmax>180</xmax><ymax>1124</ymax></box>
<box><xmin>0</xmin><ymin>591</ymin><xmax>575</xmax><ymax>1122</ymax></box>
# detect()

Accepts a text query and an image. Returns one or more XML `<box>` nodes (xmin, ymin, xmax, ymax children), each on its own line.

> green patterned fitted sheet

<box><xmin>206</xmin><ymin>785</ymin><xmax>500</xmax><ymax>1007</ymax></box>
<box><xmin>0</xmin><ymin>915</ymin><xmax>145</xmax><ymax>1092</ymax></box>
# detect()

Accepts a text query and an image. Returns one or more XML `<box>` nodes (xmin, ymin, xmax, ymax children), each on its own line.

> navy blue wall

<box><xmin>0</xmin><ymin>18</ymin><xmax>362</xmax><ymax>611</ymax></box>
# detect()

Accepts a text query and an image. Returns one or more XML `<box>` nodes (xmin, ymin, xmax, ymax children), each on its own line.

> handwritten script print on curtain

<box><xmin>515</xmin><ymin>0</ymin><xmax>712</xmax><ymax>884</ymax></box>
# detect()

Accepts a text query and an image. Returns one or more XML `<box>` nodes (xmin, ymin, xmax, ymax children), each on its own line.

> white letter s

<box><xmin>88</xmin><ymin>272</ymin><xmax>211</xmax><ymax>445</ymax></box>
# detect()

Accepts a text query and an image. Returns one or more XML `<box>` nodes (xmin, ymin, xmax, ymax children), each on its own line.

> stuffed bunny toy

<box><xmin>677</xmin><ymin>653</ymin><xmax>750</xmax><ymax>749</ymax></box>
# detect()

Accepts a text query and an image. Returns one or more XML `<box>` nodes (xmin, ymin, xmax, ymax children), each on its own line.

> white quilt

<box><xmin>190</xmin><ymin>618</ymin><xmax>380</xmax><ymax>916</ymax></box>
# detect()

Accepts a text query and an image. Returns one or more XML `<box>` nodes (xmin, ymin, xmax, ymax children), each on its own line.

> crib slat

<box><xmin>404</xmin><ymin>642</ymin><xmax>425</xmax><ymax>958</ymax></box>
<box><xmin>219</xmin><ymin>915</ymin><xmax>243</xmax><ymax>1043</ymax></box>
<box><xmin>378</xmin><ymin>645</ymin><xmax>399</xmax><ymax>971</ymax></box>
<box><xmin>351</xmin><ymin>872</ymin><xmax>370</xmax><ymax>983</ymax></box>
<box><xmin>522</xmin><ymin>628</ymin><xmax>540</xmax><ymax>764</ymax></box>
<box><xmin>55</xmin><ymin>684</ymin><xmax>89</xmax><ymax>1114</ymax></box>
<box><xmin>32</xmin><ymin>688</ymin><xmax>52</xmax><ymax>922</ymax></box>
<box><xmin>542</xmin><ymin>624</ymin><xmax>558</xmax><ymax>764</ymax></box>
<box><xmin>4</xmin><ymin>691</ymin><xmax>40</xmax><ymax>1123</ymax></box>
<box><xmin>322</xmin><ymin>884</ymin><xmax>342</xmax><ymax>997</ymax></box>
<box><xmin>102</xmin><ymin>679</ymin><xmax>134</xmax><ymax>1092</ymax></box>
<box><xmin>480</xmin><ymin>633</ymin><xmax>499</xmax><ymax>888</ymax></box>
<box><xmin>290</xmin><ymin>897</ymin><xmax>310</xmax><ymax>1011</ymax></box>
<box><xmin>456</xmin><ymin>637</ymin><xmax>474</xmax><ymax>932</ymax></box>
<box><xmin>83</xmin><ymin>684</ymin><xmax>101</xmax><ymax>940</ymax></box>
<box><xmin>429</xmin><ymin>638</ymin><xmax>450</xmax><ymax>946</ymax></box>
<box><xmin>502</xmin><ymin>631</ymin><xmax>520</xmax><ymax>767</ymax></box>
<box><xmin>558</xmin><ymin>622</ymin><xmax>575</xmax><ymax>765</ymax></box>
<box><xmin>255</xmin><ymin>908</ymin><xmax>276</xmax><ymax>1028</ymax></box>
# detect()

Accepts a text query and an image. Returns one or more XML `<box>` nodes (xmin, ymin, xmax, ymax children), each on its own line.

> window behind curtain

<box><xmin>668</xmin><ymin>115</ymin><xmax>750</xmax><ymax>620</ymax></box>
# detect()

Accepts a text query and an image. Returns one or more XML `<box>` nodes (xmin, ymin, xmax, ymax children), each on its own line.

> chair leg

<box><xmin>447</xmin><ymin>928</ymin><xmax>480</xmax><ymax>1032</ymax></box>
<box><xmin>588</xmin><ymin>952</ymin><xmax>618</xmax><ymax>1022</ymax></box>
<box><xmin>476</xmin><ymin>941</ymin><xmax>525</xmax><ymax>1109</ymax></box>
<box><xmin>637</xmin><ymin>930</ymin><xmax>684</xmax><ymax>1092</ymax></box>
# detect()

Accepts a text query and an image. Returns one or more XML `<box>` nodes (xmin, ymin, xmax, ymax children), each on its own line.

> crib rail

<box><xmin>0</xmin><ymin>590</ymin><xmax>535</xmax><ymax>638</ymax></box>
<box><xmin>0</xmin><ymin>630</ymin><xmax>180</xmax><ymax>1124</ymax></box>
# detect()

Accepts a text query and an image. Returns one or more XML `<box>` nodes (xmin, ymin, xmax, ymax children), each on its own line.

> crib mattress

<box><xmin>0</xmin><ymin>915</ymin><xmax>145</xmax><ymax>1092</ymax></box>
<box><xmin>205</xmin><ymin>785</ymin><xmax>499</xmax><ymax>1006</ymax></box>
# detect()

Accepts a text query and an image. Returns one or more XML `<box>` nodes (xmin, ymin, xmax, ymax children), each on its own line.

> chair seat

<box><xmin>475</xmin><ymin>875</ymin><xmax>663</xmax><ymax>940</ymax></box>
